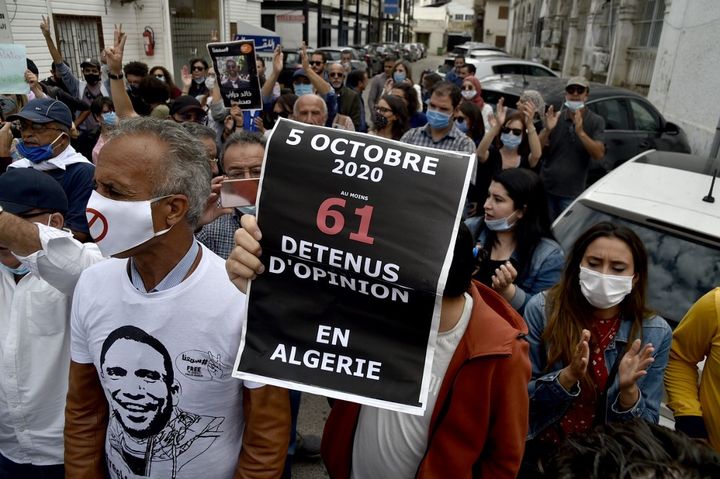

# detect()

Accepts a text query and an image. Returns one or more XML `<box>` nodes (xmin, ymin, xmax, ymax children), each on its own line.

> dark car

<box><xmin>314</xmin><ymin>47</ymin><xmax>367</xmax><ymax>73</ymax></box>
<box><xmin>478</xmin><ymin>75</ymin><xmax>692</xmax><ymax>182</ymax></box>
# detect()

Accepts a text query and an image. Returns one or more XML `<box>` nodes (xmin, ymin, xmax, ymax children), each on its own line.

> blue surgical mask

<box><xmin>564</xmin><ymin>100</ymin><xmax>585</xmax><ymax>112</ymax></box>
<box><xmin>426</xmin><ymin>109</ymin><xmax>451</xmax><ymax>129</ymax></box>
<box><xmin>16</xmin><ymin>133</ymin><xmax>65</xmax><ymax>164</ymax></box>
<box><xmin>193</xmin><ymin>77</ymin><xmax>206</xmax><ymax>84</ymax></box>
<box><xmin>294</xmin><ymin>83</ymin><xmax>313</xmax><ymax>96</ymax></box>
<box><xmin>500</xmin><ymin>132</ymin><xmax>522</xmax><ymax>149</ymax></box>
<box><xmin>393</xmin><ymin>71</ymin><xmax>406</xmax><ymax>83</ymax></box>
<box><xmin>102</xmin><ymin>111</ymin><xmax>117</xmax><ymax>126</ymax></box>
<box><xmin>0</xmin><ymin>262</ymin><xmax>30</xmax><ymax>276</ymax></box>
<box><xmin>455</xmin><ymin>118</ymin><xmax>468</xmax><ymax>133</ymax></box>
<box><xmin>238</xmin><ymin>205</ymin><xmax>256</xmax><ymax>216</ymax></box>
<box><xmin>485</xmin><ymin>211</ymin><xmax>518</xmax><ymax>232</ymax></box>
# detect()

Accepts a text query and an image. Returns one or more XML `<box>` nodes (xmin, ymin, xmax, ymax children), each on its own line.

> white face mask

<box><xmin>484</xmin><ymin>210</ymin><xmax>518</xmax><ymax>232</ymax></box>
<box><xmin>579</xmin><ymin>266</ymin><xmax>634</xmax><ymax>309</ymax></box>
<box><xmin>461</xmin><ymin>89</ymin><xmax>477</xmax><ymax>100</ymax></box>
<box><xmin>85</xmin><ymin>190</ymin><xmax>173</xmax><ymax>257</ymax></box>
<box><xmin>205</xmin><ymin>76</ymin><xmax>216</xmax><ymax>90</ymax></box>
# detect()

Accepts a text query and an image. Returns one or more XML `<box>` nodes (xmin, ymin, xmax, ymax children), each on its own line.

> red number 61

<box><xmin>316</xmin><ymin>197</ymin><xmax>375</xmax><ymax>245</ymax></box>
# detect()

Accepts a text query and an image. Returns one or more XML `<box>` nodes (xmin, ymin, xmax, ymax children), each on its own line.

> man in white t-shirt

<box><xmin>227</xmin><ymin>219</ymin><xmax>532</xmax><ymax>478</ymax></box>
<box><xmin>65</xmin><ymin>117</ymin><xmax>290</xmax><ymax>478</ymax></box>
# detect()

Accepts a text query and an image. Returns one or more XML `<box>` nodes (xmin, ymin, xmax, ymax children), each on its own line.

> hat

<box><xmin>7</xmin><ymin>98</ymin><xmax>73</xmax><ymax>129</ymax></box>
<box><xmin>80</xmin><ymin>58</ymin><xmax>101</xmax><ymax>70</ymax></box>
<box><xmin>169</xmin><ymin>95</ymin><xmax>205</xmax><ymax>116</ymax></box>
<box><xmin>292</xmin><ymin>69</ymin><xmax>309</xmax><ymax>80</ymax></box>
<box><xmin>566</xmin><ymin>76</ymin><xmax>589</xmax><ymax>89</ymax></box>
<box><xmin>0</xmin><ymin>168</ymin><xmax>68</xmax><ymax>215</ymax></box>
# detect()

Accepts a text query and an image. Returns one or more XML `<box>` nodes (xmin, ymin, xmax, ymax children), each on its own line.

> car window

<box><xmin>491</xmin><ymin>64</ymin><xmax>524</xmax><ymax>75</ymax></box>
<box><xmin>528</xmin><ymin>66</ymin><xmax>555</xmax><ymax>77</ymax></box>
<box><xmin>586</xmin><ymin>99</ymin><xmax>631</xmax><ymax>130</ymax></box>
<box><xmin>630</xmin><ymin>99</ymin><xmax>661</xmax><ymax>131</ymax></box>
<box><xmin>553</xmin><ymin>202</ymin><xmax>720</xmax><ymax>325</ymax></box>
<box><xmin>285</xmin><ymin>53</ymin><xmax>299</xmax><ymax>65</ymax></box>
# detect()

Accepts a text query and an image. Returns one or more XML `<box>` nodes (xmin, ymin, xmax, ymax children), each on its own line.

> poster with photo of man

<box><xmin>206</xmin><ymin>40</ymin><xmax>262</xmax><ymax>109</ymax></box>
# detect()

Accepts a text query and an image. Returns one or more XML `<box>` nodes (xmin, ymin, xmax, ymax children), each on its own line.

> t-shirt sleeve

<box><xmin>587</xmin><ymin>113</ymin><xmax>606</xmax><ymax>144</ymax></box>
<box><xmin>70</xmin><ymin>278</ymin><xmax>94</xmax><ymax>364</ymax></box>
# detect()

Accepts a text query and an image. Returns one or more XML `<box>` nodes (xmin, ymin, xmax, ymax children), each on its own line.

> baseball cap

<box><xmin>0</xmin><ymin>168</ymin><xmax>68</xmax><ymax>215</ymax></box>
<box><xmin>292</xmin><ymin>69</ymin><xmax>309</xmax><ymax>80</ymax></box>
<box><xmin>169</xmin><ymin>95</ymin><xmax>205</xmax><ymax>116</ymax></box>
<box><xmin>7</xmin><ymin>98</ymin><xmax>73</xmax><ymax>129</ymax></box>
<box><xmin>80</xmin><ymin>58</ymin><xmax>101</xmax><ymax>70</ymax></box>
<box><xmin>566</xmin><ymin>76</ymin><xmax>590</xmax><ymax>89</ymax></box>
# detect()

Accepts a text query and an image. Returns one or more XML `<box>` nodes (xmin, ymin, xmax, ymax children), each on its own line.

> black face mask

<box><xmin>374</xmin><ymin>113</ymin><xmax>389</xmax><ymax>129</ymax></box>
<box><xmin>84</xmin><ymin>74</ymin><xmax>100</xmax><ymax>85</ymax></box>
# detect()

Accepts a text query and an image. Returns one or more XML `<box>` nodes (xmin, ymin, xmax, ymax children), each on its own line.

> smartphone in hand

<box><xmin>220</xmin><ymin>178</ymin><xmax>259</xmax><ymax>208</ymax></box>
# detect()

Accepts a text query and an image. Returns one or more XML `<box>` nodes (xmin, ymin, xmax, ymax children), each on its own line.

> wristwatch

<box><xmin>108</xmin><ymin>72</ymin><xmax>124</xmax><ymax>80</ymax></box>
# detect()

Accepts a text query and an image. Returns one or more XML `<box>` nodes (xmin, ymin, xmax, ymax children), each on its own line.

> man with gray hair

<box><xmin>65</xmin><ymin>117</ymin><xmax>290</xmax><ymax>478</ymax></box>
<box><xmin>196</xmin><ymin>131</ymin><xmax>265</xmax><ymax>259</ymax></box>
<box><xmin>292</xmin><ymin>94</ymin><xmax>328</xmax><ymax>126</ymax></box>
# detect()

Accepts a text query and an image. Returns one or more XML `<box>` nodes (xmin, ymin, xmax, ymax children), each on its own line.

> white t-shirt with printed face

<box><xmin>71</xmin><ymin>245</ymin><xmax>248</xmax><ymax>479</ymax></box>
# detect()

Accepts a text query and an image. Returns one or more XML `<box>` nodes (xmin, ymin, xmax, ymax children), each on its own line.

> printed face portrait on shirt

<box><xmin>100</xmin><ymin>326</ymin><xmax>178</xmax><ymax>439</ymax></box>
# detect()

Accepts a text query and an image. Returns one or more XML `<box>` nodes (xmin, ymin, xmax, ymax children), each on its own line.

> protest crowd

<box><xmin>1</xmin><ymin>16</ymin><xmax>720</xmax><ymax>479</ymax></box>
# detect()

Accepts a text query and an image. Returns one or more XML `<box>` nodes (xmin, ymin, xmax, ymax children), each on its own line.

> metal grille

<box><xmin>53</xmin><ymin>15</ymin><xmax>105</xmax><ymax>76</ymax></box>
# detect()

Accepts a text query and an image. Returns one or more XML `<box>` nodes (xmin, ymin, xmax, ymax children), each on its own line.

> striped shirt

<box><xmin>399</xmin><ymin>124</ymin><xmax>477</xmax><ymax>156</ymax></box>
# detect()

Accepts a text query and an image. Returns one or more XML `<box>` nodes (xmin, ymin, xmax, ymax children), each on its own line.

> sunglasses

<box><xmin>565</xmin><ymin>85</ymin><xmax>586</xmax><ymax>95</ymax></box>
<box><xmin>191</xmin><ymin>66</ymin><xmax>206</xmax><ymax>72</ymax></box>
<box><xmin>328</xmin><ymin>72</ymin><xmax>344</xmax><ymax>78</ymax></box>
<box><xmin>461</xmin><ymin>85</ymin><xmax>475</xmax><ymax>91</ymax></box>
<box><xmin>501</xmin><ymin>127</ymin><xmax>523</xmax><ymax>136</ymax></box>
<box><xmin>309</xmin><ymin>61</ymin><xmax>324</xmax><ymax>66</ymax></box>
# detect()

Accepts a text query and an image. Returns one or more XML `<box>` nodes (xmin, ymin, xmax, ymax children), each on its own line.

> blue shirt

<box><xmin>523</xmin><ymin>292</ymin><xmax>672</xmax><ymax>439</ymax></box>
<box><xmin>130</xmin><ymin>240</ymin><xmax>200</xmax><ymax>293</ymax></box>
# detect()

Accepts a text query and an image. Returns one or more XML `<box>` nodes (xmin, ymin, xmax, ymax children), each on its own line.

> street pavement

<box><xmin>290</xmin><ymin>55</ymin><xmax>444</xmax><ymax>479</ymax></box>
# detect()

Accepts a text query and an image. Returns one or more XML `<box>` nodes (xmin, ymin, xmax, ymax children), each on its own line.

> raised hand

<box><xmin>181</xmin><ymin>65</ymin><xmax>192</xmax><ymax>89</ymax></box>
<box><xmin>494</xmin><ymin>97</ymin><xmax>507</xmax><ymax>129</ymax></box>
<box><xmin>226</xmin><ymin>214</ymin><xmax>265</xmax><ymax>293</ymax></box>
<box><xmin>105</xmin><ymin>24</ymin><xmax>126</xmax><ymax>74</ymax></box>
<box><xmin>300</xmin><ymin>41</ymin><xmax>309</xmax><ymax>70</ymax></box>
<box><xmin>40</xmin><ymin>15</ymin><xmax>51</xmax><ymax>37</ymax></box>
<box><xmin>521</xmin><ymin>100</ymin><xmax>536</xmax><ymax>125</ymax></box>
<box><xmin>491</xmin><ymin>260</ymin><xmax>517</xmax><ymax>295</ymax></box>
<box><xmin>210</xmin><ymin>29</ymin><xmax>219</xmax><ymax>42</ymax></box>
<box><xmin>545</xmin><ymin>104</ymin><xmax>561</xmax><ymax>131</ymax></box>
<box><xmin>617</xmin><ymin>339</ymin><xmax>654</xmax><ymax>409</ymax></box>
<box><xmin>560</xmin><ymin>329</ymin><xmax>591</xmax><ymax>390</ymax></box>
<box><xmin>198</xmin><ymin>176</ymin><xmax>233</xmax><ymax>227</ymax></box>
<box><xmin>272</xmin><ymin>45</ymin><xmax>284</xmax><ymax>73</ymax></box>
<box><xmin>573</xmin><ymin>109</ymin><xmax>584</xmax><ymax>134</ymax></box>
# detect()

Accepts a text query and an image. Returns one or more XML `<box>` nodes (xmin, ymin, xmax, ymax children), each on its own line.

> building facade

<box><xmin>259</xmin><ymin>0</ymin><xmax>406</xmax><ymax>49</ymax></box>
<box><xmin>6</xmin><ymin>0</ymin><xmax>262</xmax><ymax>84</ymax></box>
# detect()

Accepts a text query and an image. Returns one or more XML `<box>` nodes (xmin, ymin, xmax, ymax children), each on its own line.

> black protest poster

<box><xmin>206</xmin><ymin>40</ymin><xmax>262</xmax><ymax>109</ymax></box>
<box><xmin>232</xmin><ymin>119</ymin><xmax>473</xmax><ymax>414</ymax></box>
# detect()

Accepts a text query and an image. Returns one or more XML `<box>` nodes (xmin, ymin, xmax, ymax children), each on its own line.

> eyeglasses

<box><xmin>565</xmin><ymin>85</ymin><xmax>586</xmax><ymax>95</ymax></box>
<box><xmin>191</xmin><ymin>66</ymin><xmax>206</xmax><ymax>72</ymax></box>
<box><xmin>328</xmin><ymin>72</ymin><xmax>344</xmax><ymax>78</ymax></box>
<box><xmin>501</xmin><ymin>127</ymin><xmax>523</xmax><ymax>136</ymax></box>
<box><xmin>154</xmin><ymin>74</ymin><xmax>165</xmax><ymax>79</ymax></box>
<box><xmin>175</xmin><ymin>113</ymin><xmax>206</xmax><ymax>123</ymax></box>
<box><xmin>375</xmin><ymin>107</ymin><xmax>392</xmax><ymax>114</ymax></box>
<box><xmin>309</xmin><ymin>61</ymin><xmax>324</xmax><ymax>66</ymax></box>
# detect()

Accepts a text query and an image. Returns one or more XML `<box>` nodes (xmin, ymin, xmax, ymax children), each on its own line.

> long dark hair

<box><xmin>379</xmin><ymin>94</ymin><xmax>409</xmax><ymax>140</ymax></box>
<box><xmin>544</xmin><ymin>222</ymin><xmax>651</xmax><ymax>370</ymax></box>
<box><xmin>390</xmin><ymin>82</ymin><xmax>419</xmax><ymax>116</ymax></box>
<box><xmin>494</xmin><ymin>111</ymin><xmax>530</xmax><ymax>158</ymax></box>
<box><xmin>483</xmin><ymin>168</ymin><xmax>552</xmax><ymax>279</ymax></box>
<box><xmin>149</xmin><ymin>66</ymin><xmax>179</xmax><ymax>93</ymax></box>
<box><xmin>458</xmin><ymin>101</ymin><xmax>485</xmax><ymax>144</ymax></box>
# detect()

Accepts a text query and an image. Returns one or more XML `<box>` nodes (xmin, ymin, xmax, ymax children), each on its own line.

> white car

<box><xmin>466</xmin><ymin>58</ymin><xmax>558</xmax><ymax>81</ymax></box>
<box><xmin>552</xmin><ymin>149</ymin><xmax>720</xmax><ymax>428</ymax></box>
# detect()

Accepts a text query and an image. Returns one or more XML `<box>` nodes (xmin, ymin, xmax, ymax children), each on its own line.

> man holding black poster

<box><xmin>227</xmin><ymin>219</ymin><xmax>532</xmax><ymax>478</ymax></box>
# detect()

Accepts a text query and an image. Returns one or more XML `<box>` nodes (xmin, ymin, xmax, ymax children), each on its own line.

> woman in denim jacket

<box><xmin>467</xmin><ymin>168</ymin><xmax>564</xmax><ymax>314</ymax></box>
<box><xmin>520</xmin><ymin>222</ymin><xmax>672</xmax><ymax>476</ymax></box>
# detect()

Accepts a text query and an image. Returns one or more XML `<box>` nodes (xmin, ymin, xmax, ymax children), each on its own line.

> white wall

<box><xmin>647</xmin><ymin>0</ymin><xmax>720</xmax><ymax>157</ymax></box>
<box><xmin>414</xmin><ymin>5</ymin><xmax>447</xmax><ymax>53</ymax></box>
<box><xmin>9</xmin><ymin>0</ymin><xmax>168</xmax><ymax>79</ymax></box>
<box><xmin>484</xmin><ymin>0</ymin><xmax>508</xmax><ymax>46</ymax></box>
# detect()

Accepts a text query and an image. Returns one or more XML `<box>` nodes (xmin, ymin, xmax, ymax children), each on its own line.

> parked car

<box><xmin>451</xmin><ymin>42</ymin><xmax>505</xmax><ymax>57</ymax></box>
<box><xmin>401</xmin><ymin>43</ymin><xmax>420</xmax><ymax>62</ymax></box>
<box><xmin>479</xmin><ymin>75</ymin><xmax>692</xmax><ymax>182</ymax></box>
<box><xmin>553</xmin><ymin>149</ymin><xmax>720</xmax><ymax>327</ymax></box>
<box><xmin>437</xmin><ymin>48</ymin><xmax>511</xmax><ymax>76</ymax></box>
<box><xmin>552</xmin><ymin>149</ymin><xmax>719</xmax><ymax>428</ymax></box>
<box><xmin>466</xmin><ymin>58</ymin><xmax>558</xmax><ymax>81</ymax></box>
<box><xmin>314</xmin><ymin>47</ymin><xmax>367</xmax><ymax>72</ymax></box>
